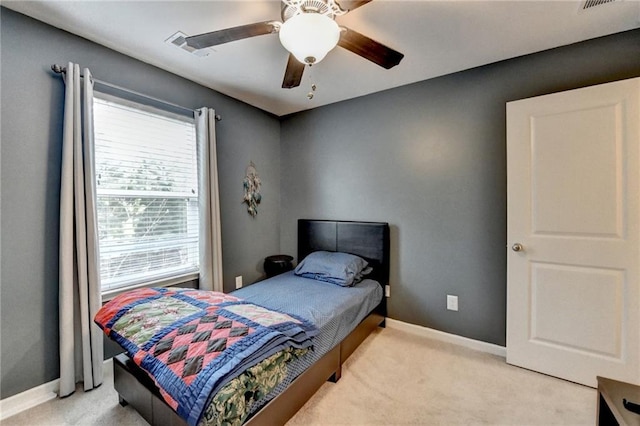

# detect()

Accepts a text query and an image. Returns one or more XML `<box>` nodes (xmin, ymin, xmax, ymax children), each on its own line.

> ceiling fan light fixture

<box><xmin>278</xmin><ymin>13</ymin><xmax>340</xmax><ymax>65</ymax></box>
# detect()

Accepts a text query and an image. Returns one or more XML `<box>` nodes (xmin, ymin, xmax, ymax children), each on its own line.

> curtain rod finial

<box><xmin>51</xmin><ymin>64</ymin><xmax>66</xmax><ymax>74</ymax></box>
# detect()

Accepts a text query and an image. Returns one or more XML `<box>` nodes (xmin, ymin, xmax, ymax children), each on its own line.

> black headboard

<box><xmin>298</xmin><ymin>220</ymin><xmax>390</xmax><ymax>316</ymax></box>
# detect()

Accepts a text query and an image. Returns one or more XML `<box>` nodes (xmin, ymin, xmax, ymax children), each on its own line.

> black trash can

<box><xmin>264</xmin><ymin>255</ymin><xmax>294</xmax><ymax>278</ymax></box>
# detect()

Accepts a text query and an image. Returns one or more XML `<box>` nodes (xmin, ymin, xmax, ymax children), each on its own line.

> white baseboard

<box><xmin>386</xmin><ymin>318</ymin><xmax>507</xmax><ymax>358</ymax></box>
<box><xmin>0</xmin><ymin>358</ymin><xmax>114</xmax><ymax>421</ymax></box>
<box><xmin>0</xmin><ymin>379</ymin><xmax>59</xmax><ymax>421</ymax></box>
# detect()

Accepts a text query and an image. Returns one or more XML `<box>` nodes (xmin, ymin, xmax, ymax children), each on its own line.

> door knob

<box><xmin>512</xmin><ymin>243</ymin><xmax>524</xmax><ymax>252</ymax></box>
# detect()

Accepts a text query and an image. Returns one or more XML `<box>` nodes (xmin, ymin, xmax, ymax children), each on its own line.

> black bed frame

<box><xmin>113</xmin><ymin>219</ymin><xmax>390</xmax><ymax>426</ymax></box>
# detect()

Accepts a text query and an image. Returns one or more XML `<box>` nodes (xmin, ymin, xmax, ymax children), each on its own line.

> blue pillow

<box><xmin>294</xmin><ymin>251</ymin><xmax>372</xmax><ymax>287</ymax></box>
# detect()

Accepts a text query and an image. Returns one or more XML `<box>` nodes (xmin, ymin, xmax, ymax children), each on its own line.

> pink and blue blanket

<box><xmin>94</xmin><ymin>287</ymin><xmax>317</xmax><ymax>425</ymax></box>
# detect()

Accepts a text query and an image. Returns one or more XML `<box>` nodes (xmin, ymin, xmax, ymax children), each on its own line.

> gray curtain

<box><xmin>58</xmin><ymin>63</ymin><xmax>103</xmax><ymax>397</ymax></box>
<box><xmin>196</xmin><ymin>108</ymin><xmax>223</xmax><ymax>292</ymax></box>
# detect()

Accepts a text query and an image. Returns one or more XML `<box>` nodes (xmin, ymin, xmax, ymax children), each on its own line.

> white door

<box><xmin>506</xmin><ymin>78</ymin><xmax>640</xmax><ymax>387</ymax></box>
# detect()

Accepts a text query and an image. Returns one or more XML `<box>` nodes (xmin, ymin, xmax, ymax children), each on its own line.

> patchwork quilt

<box><xmin>94</xmin><ymin>287</ymin><xmax>317</xmax><ymax>426</ymax></box>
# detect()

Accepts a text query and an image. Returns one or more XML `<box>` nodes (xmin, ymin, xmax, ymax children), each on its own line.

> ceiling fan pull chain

<box><xmin>307</xmin><ymin>85</ymin><xmax>316</xmax><ymax>100</ymax></box>
<box><xmin>307</xmin><ymin>65</ymin><xmax>317</xmax><ymax>100</ymax></box>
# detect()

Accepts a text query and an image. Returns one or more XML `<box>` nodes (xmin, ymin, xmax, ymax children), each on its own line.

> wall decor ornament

<box><xmin>243</xmin><ymin>161</ymin><xmax>262</xmax><ymax>217</ymax></box>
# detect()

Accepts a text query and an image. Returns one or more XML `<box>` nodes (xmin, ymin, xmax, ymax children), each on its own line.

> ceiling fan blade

<box><xmin>338</xmin><ymin>27</ymin><xmax>404</xmax><ymax>69</ymax></box>
<box><xmin>186</xmin><ymin>21</ymin><xmax>278</xmax><ymax>49</ymax></box>
<box><xmin>282</xmin><ymin>54</ymin><xmax>305</xmax><ymax>89</ymax></box>
<box><xmin>336</xmin><ymin>0</ymin><xmax>373</xmax><ymax>13</ymax></box>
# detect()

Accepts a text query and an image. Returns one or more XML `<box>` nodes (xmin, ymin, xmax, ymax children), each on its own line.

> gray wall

<box><xmin>279</xmin><ymin>29</ymin><xmax>640</xmax><ymax>346</ymax></box>
<box><xmin>0</xmin><ymin>8</ymin><xmax>281</xmax><ymax>399</ymax></box>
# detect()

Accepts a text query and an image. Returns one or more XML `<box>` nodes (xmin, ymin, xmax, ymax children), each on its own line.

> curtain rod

<box><xmin>51</xmin><ymin>64</ymin><xmax>221</xmax><ymax>121</ymax></box>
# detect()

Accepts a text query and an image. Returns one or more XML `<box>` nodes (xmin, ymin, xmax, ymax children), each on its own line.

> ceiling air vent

<box><xmin>580</xmin><ymin>0</ymin><xmax>619</xmax><ymax>11</ymax></box>
<box><xmin>165</xmin><ymin>31</ymin><xmax>210</xmax><ymax>57</ymax></box>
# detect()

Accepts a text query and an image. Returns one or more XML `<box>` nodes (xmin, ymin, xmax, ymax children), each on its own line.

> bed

<box><xmin>104</xmin><ymin>219</ymin><xmax>390</xmax><ymax>426</ymax></box>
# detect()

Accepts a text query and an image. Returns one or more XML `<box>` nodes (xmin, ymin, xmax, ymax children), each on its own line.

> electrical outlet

<box><xmin>385</xmin><ymin>285</ymin><xmax>390</xmax><ymax>298</ymax></box>
<box><xmin>447</xmin><ymin>295</ymin><xmax>458</xmax><ymax>311</ymax></box>
<box><xmin>235</xmin><ymin>276</ymin><xmax>243</xmax><ymax>289</ymax></box>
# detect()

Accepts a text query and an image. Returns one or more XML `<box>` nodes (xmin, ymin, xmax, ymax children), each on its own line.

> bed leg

<box><xmin>329</xmin><ymin>365</ymin><xmax>342</xmax><ymax>383</ymax></box>
<box><xmin>379</xmin><ymin>318</ymin><xmax>386</xmax><ymax>328</ymax></box>
<box><xmin>118</xmin><ymin>395</ymin><xmax>129</xmax><ymax>407</ymax></box>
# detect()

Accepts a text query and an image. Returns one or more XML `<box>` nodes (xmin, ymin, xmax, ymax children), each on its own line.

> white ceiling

<box><xmin>4</xmin><ymin>1</ymin><xmax>640</xmax><ymax>116</ymax></box>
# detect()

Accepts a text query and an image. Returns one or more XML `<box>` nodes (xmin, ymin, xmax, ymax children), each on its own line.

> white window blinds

<box><xmin>93</xmin><ymin>94</ymin><xmax>199</xmax><ymax>293</ymax></box>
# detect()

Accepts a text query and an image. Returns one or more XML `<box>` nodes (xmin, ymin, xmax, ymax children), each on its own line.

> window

<box><xmin>93</xmin><ymin>93</ymin><xmax>199</xmax><ymax>294</ymax></box>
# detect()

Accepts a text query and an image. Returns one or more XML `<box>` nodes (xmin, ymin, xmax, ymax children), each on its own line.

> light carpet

<box><xmin>1</xmin><ymin>326</ymin><xmax>595</xmax><ymax>425</ymax></box>
<box><xmin>288</xmin><ymin>327</ymin><xmax>595</xmax><ymax>425</ymax></box>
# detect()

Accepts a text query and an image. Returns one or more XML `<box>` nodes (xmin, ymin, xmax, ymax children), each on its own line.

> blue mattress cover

<box><xmin>231</xmin><ymin>270</ymin><xmax>383</xmax><ymax>415</ymax></box>
<box><xmin>232</xmin><ymin>271</ymin><xmax>382</xmax><ymax>345</ymax></box>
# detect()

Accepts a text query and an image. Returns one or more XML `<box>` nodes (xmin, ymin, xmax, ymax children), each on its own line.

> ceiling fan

<box><xmin>185</xmin><ymin>0</ymin><xmax>404</xmax><ymax>89</ymax></box>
